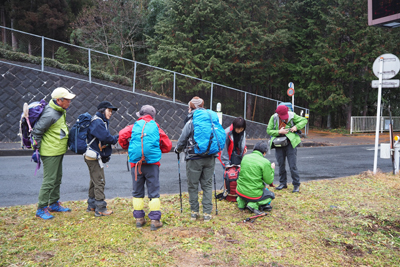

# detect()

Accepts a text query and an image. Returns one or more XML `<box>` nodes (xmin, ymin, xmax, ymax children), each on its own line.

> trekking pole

<box><xmin>243</xmin><ymin>213</ymin><xmax>267</xmax><ymax>223</ymax></box>
<box><xmin>177</xmin><ymin>153</ymin><xmax>183</xmax><ymax>213</ymax></box>
<box><xmin>127</xmin><ymin>155</ymin><xmax>130</xmax><ymax>172</ymax></box>
<box><xmin>214</xmin><ymin>171</ymin><xmax>218</xmax><ymax>215</ymax></box>
<box><xmin>389</xmin><ymin>105</ymin><xmax>395</xmax><ymax>174</ymax></box>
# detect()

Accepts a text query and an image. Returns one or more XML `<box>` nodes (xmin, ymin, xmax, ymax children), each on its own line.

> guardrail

<box><xmin>350</xmin><ymin>116</ymin><xmax>400</xmax><ymax>134</ymax></box>
<box><xmin>0</xmin><ymin>25</ymin><xmax>309</xmax><ymax>134</ymax></box>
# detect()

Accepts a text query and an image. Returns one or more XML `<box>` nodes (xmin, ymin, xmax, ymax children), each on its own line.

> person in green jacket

<box><xmin>31</xmin><ymin>87</ymin><xmax>76</xmax><ymax>220</ymax></box>
<box><xmin>266</xmin><ymin>105</ymin><xmax>308</xmax><ymax>193</ymax></box>
<box><xmin>236</xmin><ymin>141</ymin><xmax>276</xmax><ymax>215</ymax></box>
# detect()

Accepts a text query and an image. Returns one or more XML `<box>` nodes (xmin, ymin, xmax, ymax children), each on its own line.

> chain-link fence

<box><xmin>1</xmin><ymin>26</ymin><xmax>309</xmax><ymax>134</ymax></box>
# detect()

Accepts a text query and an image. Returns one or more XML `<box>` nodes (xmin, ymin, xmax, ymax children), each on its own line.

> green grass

<box><xmin>1</xmin><ymin>171</ymin><xmax>400</xmax><ymax>266</ymax></box>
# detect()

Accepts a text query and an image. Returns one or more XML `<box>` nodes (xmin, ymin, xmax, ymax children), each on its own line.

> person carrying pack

<box><xmin>219</xmin><ymin>117</ymin><xmax>247</xmax><ymax>168</ymax></box>
<box><xmin>236</xmin><ymin>141</ymin><xmax>276</xmax><ymax>214</ymax></box>
<box><xmin>175</xmin><ymin>96</ymin><xmax>226</xmax><ymax>222</ymax></box>
<box><xmin>83</xmin><ymin>101</ymin><xmax>119</xmax><ymax>217</ymax></box>
<box><xmin>267</xmin><ymin>105</ymin><xmax>308</xmax><ymax>193</ymax></box>
<box><xmin>118</xmin><ymin>105</ymin><xmax>172</xmax><ymax>231</ymax></box>
<box><xmin>31</xmin><ymin>87</ymin><xmax>76</xmax><ymax>220</ymax></box>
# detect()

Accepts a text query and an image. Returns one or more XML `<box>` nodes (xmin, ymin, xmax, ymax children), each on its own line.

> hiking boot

<box><xmin>292</xmin><ymin>185</ymin><xmax>300</xmax><ymax>193</ymax></box>
<box><xmin>87</xmin><ymin>198</ymin><xmax>95</xmax><ymax>212</ymax></box>
<box><xmin>259</xmin><ymin>204</ymin><xmax>273</xmax><ymax>212</ymax></box>
<box><xmin>136</xmin><ymin>217</ymin><xmax>146</xmax><ymax>228</ymax></box>
<box><xmin>95</xmin><ymin>209</ymin><xmax>113</xmax><ymax>217</ymax></box>
<box><xmin>48</xmin><ymin>201</ymin><xmax>71</xmax><ymax>212</ymax></box>
<box><xmin>275</xmin><ymin>184</ymin><xmax>288</xmax><ymax>190</ymax></box>
<box><xmin>86</xmin><ymin>207</ymin><xmax>95</xmax><ymax>212</ymax></box>
<box><xmin>36</xmin><ymin>207</ymin><xmax>54</xmax><ymax>220</ymax></box>
<box><xmin>150</xmin><ymin>220</ymin><xmax>163</xmax><ymax>231</ymax></box>
<box><xmin>203</xmin><ymin>213</ymin><xmax>212</xmax><ymax>222</ymax></box>
<box><xmin>246</xmin><ymin>205</ymin><xmax>264</xmax><ymax>215</ymax></box>
<box><xmin>190</xmin><ymin>211</ymin><xmax>199</xmax><ymax>221</ymax></box>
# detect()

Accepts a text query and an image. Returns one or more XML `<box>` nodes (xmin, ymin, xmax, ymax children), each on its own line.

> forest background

<box><xmin>1</xmin><ymin>0</ymin><xmax>400</xmax><ymax>129</ymax></box>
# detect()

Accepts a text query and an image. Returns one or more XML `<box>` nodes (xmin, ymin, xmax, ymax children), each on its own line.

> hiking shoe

<box><xmin>136</xmin><ymin>217</ymin><xmax>146</xmax><ymax>228</ymax></box>
<box><xmin>246</xmin><ymin>205</ymin><xmax>264</xmax><ymax>215</ymax></box>
<box><xmin>203</xmin><ymin>213</ymin><xmax>212</xmax><ymax>222</ymax></box>
<box><xmin>48</xmin><ymin>201</ymin><xmax>71</xmax><ymax>212</ymax></box>
<box><xmin>86</xmin><ymin>207</ymin><xmax>95</xmax><ymax>212</ymax></box>
<box><xmin>150</xmin><ymin>220</ymin><xmax>163</xmax><ymax>231</ymax></box>
<box><xmin>36</xmin><ymin>207</ymin><xmax>54</xmax><ymax>220</ymax></box>
<box><xmin>190</xmin><ymin>211</ymin><xmax>199</xmax><ymax>221</ymax></box>
<box><xmin>95</xmin><ymin>209</ymin><xmax>113</xmax><ymax>217</ymax></box>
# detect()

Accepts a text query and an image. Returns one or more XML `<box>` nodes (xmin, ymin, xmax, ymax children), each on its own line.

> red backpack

<box><xmin>219</xmin><ymin>165</ymin><xmax>240</xmax><ymax>202</ymax></box>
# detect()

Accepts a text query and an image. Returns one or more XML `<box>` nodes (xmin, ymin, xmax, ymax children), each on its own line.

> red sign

<box><xmin>287</xmin><ymin>88</ymin><xmax>295</xmax><ymax>97</ymax></box>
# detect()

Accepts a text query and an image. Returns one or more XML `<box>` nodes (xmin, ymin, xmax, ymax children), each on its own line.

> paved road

<box><xmin>0</xmin><ymin>145</ymin><xmax>393</xmax><ymax>207</ymax></box>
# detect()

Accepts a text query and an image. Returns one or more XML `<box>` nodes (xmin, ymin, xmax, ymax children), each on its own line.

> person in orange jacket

<box><xmin>118</xmin><ymin>105</ymin><xmax>172</xmax><ymax>231</ymax></box>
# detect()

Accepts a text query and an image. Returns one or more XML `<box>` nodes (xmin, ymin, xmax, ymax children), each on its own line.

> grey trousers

<box><xmin>275</xmin><ymin>144</ymin><xmax>300</xmax><ymax>186</ymax></box>
<box><xmin>85</xmin><ymin>157</ymin><xmax>106</xmax><ymax>201</ymax></box>
<box><xmin>186</xmin><ymin>157</ymin><xmax>216</xmax><ymax>214</ymax></box>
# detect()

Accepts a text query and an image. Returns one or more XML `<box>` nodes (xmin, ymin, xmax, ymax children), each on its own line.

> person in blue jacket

<box><xmin>84</xmin><ymin>101</ymin><xmax>119</xmax><ymax>217</ymax></box>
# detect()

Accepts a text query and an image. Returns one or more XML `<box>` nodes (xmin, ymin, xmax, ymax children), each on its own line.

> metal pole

<box><xmin>88</xmin><ymin>49</ymin><xmax>91</xmax><ymax>83</ymax></box>
<box><xmin>210</xmin><ymin>83</ymin><xmax>213</xmax><ymax>110</ymax></box>
<box><xmin>41</xmin><ymin>36</ymin><xmax>44</xmax><ymax>71</ymax></box>
<box><xmin>173</xmin><ymin>72</ymin><xmax>176</xmax><ymax>102</ymax></box>
<box><xmin>244</xmin><ymin>92</ymin><xmax>247</xmax><ymax>119</ymax></box>
<box><xmin>373</xmin><ymin>57</ymin><xmax>384</xmax><ymax>174</ymax></box>
<box><xmin>350</xmin><ymin>117</ymin><xmax>353</xmax><ymax>135</ymax></box>
<box><xmin>133</xmin><ymin>62</ymin><xmax>137</xmax><ymax>93</ymax></box>
<box><xmin>292</xmin><ymin>95</ymin><xmax>294</xmax><ymax>112</ymax></box>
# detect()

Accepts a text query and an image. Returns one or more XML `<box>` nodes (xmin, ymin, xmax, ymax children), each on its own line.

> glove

<box><xmin>31</xmin><ymin>149</ymin><xmax>40</xmax><ymax>163</ymax></box>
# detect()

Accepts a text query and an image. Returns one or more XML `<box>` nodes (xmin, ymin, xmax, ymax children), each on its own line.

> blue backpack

<box><xmin>129</xmin><ymin>120</ymin><xmax>161</xmax><ymax>164</ymax></box>
<box><xmin>68</xmin><ymin>112</ymin><xmax>94</xmax><ymax>154</ymax></box>
<box><xmin>193</xmin><ymin>109</ymin><xmax>226</xmax><ymax>155</ymax></box>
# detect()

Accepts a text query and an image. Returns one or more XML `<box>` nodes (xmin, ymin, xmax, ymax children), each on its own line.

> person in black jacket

<box><xmin>84</xmin><ymin>101</ymin><xmax>119</xmax><ymax>217</ymax></box>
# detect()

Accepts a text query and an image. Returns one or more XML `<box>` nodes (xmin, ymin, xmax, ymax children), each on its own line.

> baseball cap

<box><xmin>51</xmin><ymin>87</ymin><xmax>76</xmax><ymax>100</ymax></box>
<box><xmin>136</xmin><ymin>105</ymin><xmax>156</xmax><ymax>118</ymax></box>
<box><xmin>276</xmin><ymin>105</ymin><xmax>289</xmax><ymax>120</ymax></box>
<box><xmin>97</xmin><ymin>101</ymin><xmax>118</xmax><ymax>111</ymax></box>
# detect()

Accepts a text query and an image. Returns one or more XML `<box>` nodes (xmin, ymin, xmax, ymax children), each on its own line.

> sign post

<box><xmin>372</xmin><ymin>53</ymin><xmax>400</xmax><ymax>174</ymax></box>
<box><xmin>288</xmin><ymin>82</ymin><xmax>295</xmax><ymax>111</ymax></box>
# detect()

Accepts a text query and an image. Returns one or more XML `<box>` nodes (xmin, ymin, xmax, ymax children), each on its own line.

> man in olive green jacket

<box><xmin>267</xmin><ymin>105</ymin><xmax>308</xmax><ymax>193</ymax></box>
<box><xmin>31</xmin><ymin>87</ymin><xmax>76</xmax><ymax>220</ymax></box>
<box><xmin>236</xmin><ymin>141</ymin><xmax>275</xmax><ymax>214</ymax></box>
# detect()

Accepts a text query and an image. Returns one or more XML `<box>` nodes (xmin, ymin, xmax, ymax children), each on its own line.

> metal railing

<box><xmin>350</xmin><ymin>116</ymin><xmax>400</xmax><ymax>134</ymax></box>
<box><xmin>0</xmin><ymin>26</ymin><xmax>309</xmax><ymax>134</ymax></box>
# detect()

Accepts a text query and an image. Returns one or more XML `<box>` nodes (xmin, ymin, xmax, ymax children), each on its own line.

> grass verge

<box><xmin>1</xmin><ymin>171</ymin><xmax>400</xmax><ymax>266</ymax></box>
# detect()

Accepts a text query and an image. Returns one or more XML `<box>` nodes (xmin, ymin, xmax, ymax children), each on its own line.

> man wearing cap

<box><xmin>267</xmin><ymin>105</ymin><xmax>308</xmax><ymax>193</ymax></box>
<box><xmin>236</xmin><ymin>141</ymin><xmax>276</xmax><ymax>214</ymax></box>
<box><xmin>119</xmin><ymin>105</ymin><xmax>172</xmax><ymax>230</ymax></box>
<box><xmin>31</xmin><ymin>87</ymin><xmax>76</xmax><ymax>220</ymax></box>
<box><xmin>84</xmin><ymin>101</ymin><xmax>119</xmax><ymax>217</ymax></box>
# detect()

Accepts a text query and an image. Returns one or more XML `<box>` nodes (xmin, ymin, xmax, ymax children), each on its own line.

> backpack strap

<box><xmin>134</xmin><ymin>121</ymin><xmax>148</xmax><ymax>181</ymax></box>
<box><xmin>85</xmin><ymin>115</ymin><xmax>107</xmax><ymax>149</ymax></box>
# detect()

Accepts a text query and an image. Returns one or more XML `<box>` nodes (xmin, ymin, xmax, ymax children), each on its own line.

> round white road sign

<box><xmin>372</xmin><ymin>53</ymin><xmax>400</xmax><ymax>79</ymax></box>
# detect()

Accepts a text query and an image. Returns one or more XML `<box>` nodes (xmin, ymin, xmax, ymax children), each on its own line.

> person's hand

<box><xmin>290</xmin><ymin>125</ymin><xmax>298</xmax><ymax>133</ymax></box>
<box><xmin>244</xmin><ymin>147</ymin><xmax>248</xmax><ymax>154</ymax></box>
<box><xmin>271</xmin><ymin>162</ymin><xmax>275</xmax><ymax>169</ymax></box>
<box><xmin>278</xmin><ymin>127</ymin><xmax>289</xmax><ymax>135</ymax></box>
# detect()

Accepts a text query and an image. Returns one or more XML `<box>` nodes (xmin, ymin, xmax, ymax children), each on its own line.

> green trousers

<box><xmin>38</xmin><ymin>155</ymin><xmax>64</xmax><ymax>208</ymax></box>
<box><xmin>237</xmin><ymin>196</ymin><xmax>272</xmax><ymax>210</ymax></box>
<box><xmin>186</xmin><ymin>157</ymin><xmax>215</xmax><ymax>214</ymax></box>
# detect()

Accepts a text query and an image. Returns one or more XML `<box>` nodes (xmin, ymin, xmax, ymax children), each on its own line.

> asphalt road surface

<box><xmin>0</xmin><ymin>145</ymin><xmax>393</xmax><ymax>207</ymax></box>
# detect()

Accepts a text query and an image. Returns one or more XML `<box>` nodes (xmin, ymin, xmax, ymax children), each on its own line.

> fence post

<box><xmin>350</xmin><ymin>116</ymin><xmax>353</xmax><ymax>134</ymax></box>
<box><xmin>88</xmin><ymin>49</ymin><xmax>91</xmax><ymax>83</ymax></box>
<box><xmin>133</xmin><ymin>62</ymin><xmax>137</xmax><ymax>93</ymax></box>
<box><xmin>173</xmin><ymin>72</ymin><xmax>176</xmax><ymax>102</ymax></box>
<box><xmin>210</xmin><ymin>83</ymin><xmax>213</xmax><ymax>109</ymax></box>
<box><xmin>41</xmin><ymin>36</ymin><xmax>44</xmax><ymax>72</ymax></box>
<box><xmin>244</xmin><ymin>92</ymin><xmax>247</xmax><ymax>119</ymax></box>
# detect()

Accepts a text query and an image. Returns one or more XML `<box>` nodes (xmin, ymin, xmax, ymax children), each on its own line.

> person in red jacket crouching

<box><xmin>118</xmin><ymin>105</ymin><xmax>172</xmax><ymax>231</ymax></box>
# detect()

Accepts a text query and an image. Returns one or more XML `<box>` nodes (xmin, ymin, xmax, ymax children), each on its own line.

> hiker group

<box><xmin>24</xmin><ymin>87</ymin><xmax>307</xmax><ymax>230</ymax></box>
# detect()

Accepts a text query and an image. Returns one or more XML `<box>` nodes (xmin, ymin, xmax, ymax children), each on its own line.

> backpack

<box><xmin>192</xmin><ymin>109</ymin><xmax>226</xmax><ymax>156</ymax></box>
<box><xmin>129</xmin><ymin>120</ymin><xmax>161</xmax><ymax>164</ymax></box>
<box><xmin>19</xmin><ymin>99</ymin><xmax>48</xmax><ymax>149</ymax></box>
<box><xmin>68</xmin><ymin>113</ymin><xmax>101</xmax><ymax>154</ymax></box>
<box><xmin>217</xmin><ymin>165</ymin><xmax>240</xmax><ymax>202</ymax></box>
